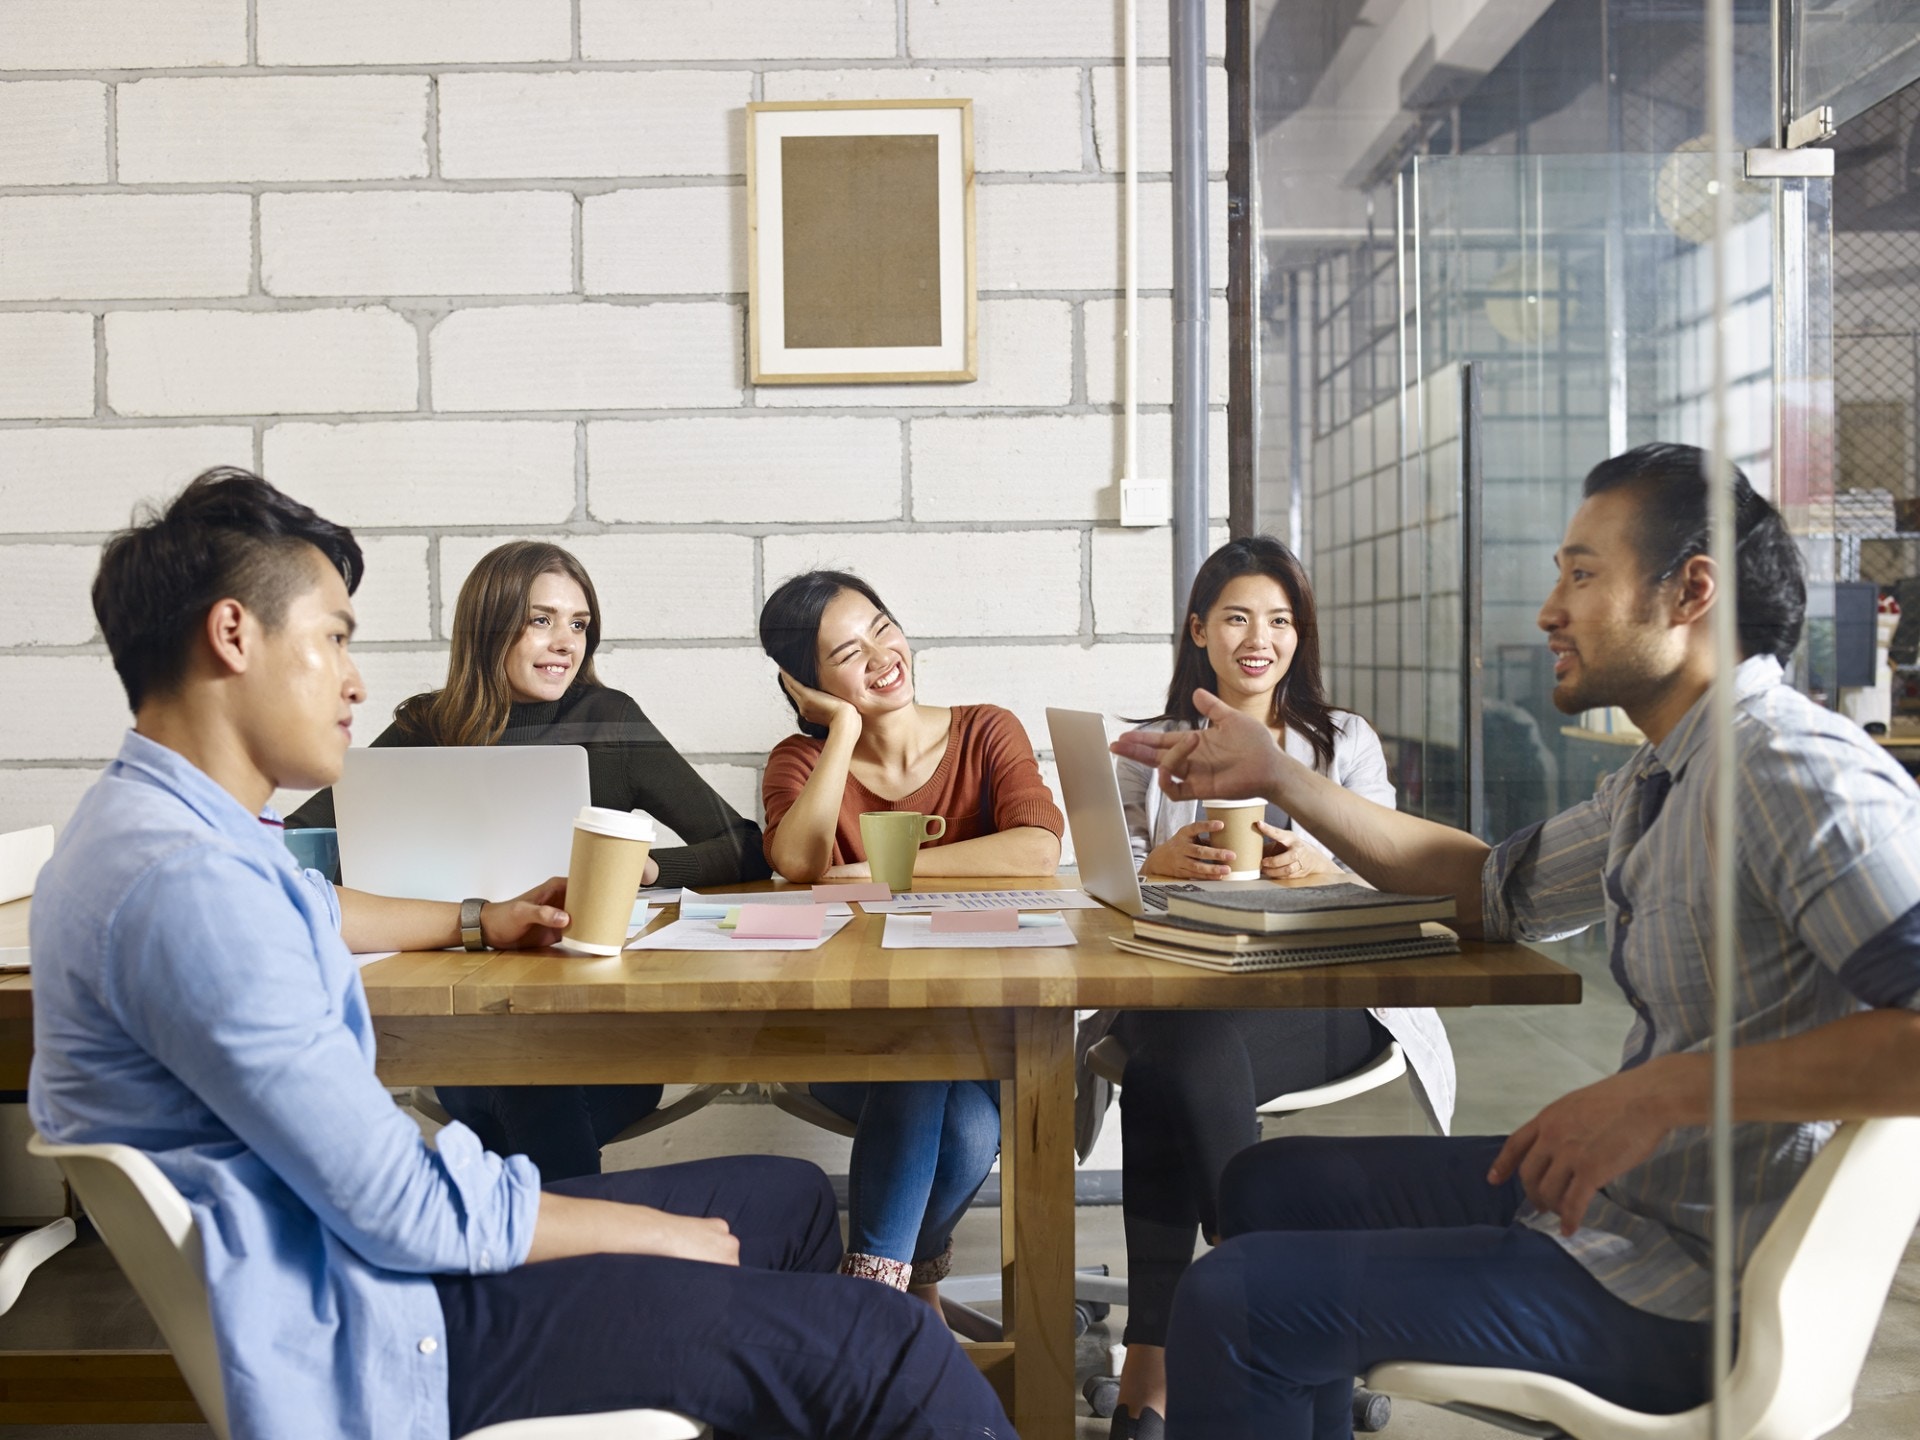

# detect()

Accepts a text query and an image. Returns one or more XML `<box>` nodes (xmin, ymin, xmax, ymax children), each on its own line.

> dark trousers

<box><xmin>1164</xmin><ymin>1135</ymin><xmax>1711</xmax><ymax>1439</ymax></box>
<box><xmin>434</xmin><ymin>1155</ymin><xmax>1016</xmax><ymax>1439</ymax></box>
<box><xmin>1109</xmin><ymin>1008</ymin><xmax>1389</xmax><ymax>1346</ymax></box>
<box><xmin>435</xmin><ymin>1083</ymin><xmax>662</xmax><ymax>1181</ymax></box>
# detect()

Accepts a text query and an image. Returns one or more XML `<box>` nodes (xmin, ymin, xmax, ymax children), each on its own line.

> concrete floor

<box><xmin>4</xmin><ymin>929</ymin><xmax>1917</xmax><ymax>1438</ymax></box>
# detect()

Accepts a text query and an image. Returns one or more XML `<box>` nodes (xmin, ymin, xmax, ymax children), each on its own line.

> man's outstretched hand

<box><xmin>1110</xmin><ymin>688</ymin><xmax>1285</xmax><ymax>804</ymax></box>
<box><xmin>479</xmin><ymin>876</ymin><xmax>572</xmax><ymax>951</ymax></box>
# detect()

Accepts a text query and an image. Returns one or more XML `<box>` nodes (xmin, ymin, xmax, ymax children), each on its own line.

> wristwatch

<box><xmin>459</xmin><ymin>898</ymin><xmax>487</xmax><ymax>951</ymax></box>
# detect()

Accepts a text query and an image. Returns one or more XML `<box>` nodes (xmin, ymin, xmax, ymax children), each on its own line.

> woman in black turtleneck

<box><xmin>290</xmin><ymin>540</ymin><xmax>770</xmax><ymax>1179</ymax></box>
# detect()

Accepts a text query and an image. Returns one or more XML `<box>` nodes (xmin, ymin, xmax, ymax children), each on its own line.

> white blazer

<box><xmin>1074</xmin><ymin>711</ymin><xmax>1456</xmax><ymax>1156</ymax></box>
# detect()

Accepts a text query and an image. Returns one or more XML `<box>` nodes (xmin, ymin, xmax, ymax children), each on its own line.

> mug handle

<box><xmin>921</xmin><ymin>814</ymin><xmax>947</xmax><ymax>842</ymax></box>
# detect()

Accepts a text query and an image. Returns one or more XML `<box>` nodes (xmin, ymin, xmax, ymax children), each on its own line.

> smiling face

<box><xmin>1538</xmin><ymin>487</ymin><xmax>1691</xmax><ymax>716</ymax></box>
<box><xmin>813</xmin><ymin>586</ymin><xmax>914</xmax><ymax>717</ymax></box>
<box><xmin>503</xmin><ymin>570</ymin><xmax>593</xmax><ymax>705</ymax></box>
<box><xmin>1190</xmin><ymin>573</ymin><xmax>1299</xmax><ymax>712</ymax></box>
<box><xmin>236</xmin><ymin>548</ymin><xmax>366</xmax><ymax>791</ymax></box>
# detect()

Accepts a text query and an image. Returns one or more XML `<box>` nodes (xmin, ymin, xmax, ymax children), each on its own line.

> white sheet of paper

<box><xmin>678</xmin><ymin>888</ymin><xmax>853</xmax><ymax>918</ymax></box>
<box><xmin>354</xmin><ymin>950</ymin><xmax>399</xmax><ymax>968</ymax></box>
<box><xmin>860</xmin><ymin>888</ymin><xmax>1103</xmax><ymax>914</ymax></box>
<box><xmin>622</xmin><ymin>908</ymin><xmax>660</xmax><ymax>947</ymax></box>
<box><xmin>881</xmin><ymin>915</ymin><xmax>1079</xmax><ymax>949</ymax></box>
<box><xmin>629</xmin><ymin>913</ymin><xmax>852</xmax><ymax>952</ymax></box>
<box><xmin>636</xmin><ymin>888</ymin><xmax>682</xmax><ymax>906</ymax></box>
<box><xmin>0</xmin><ymin>947</ymin><xmax>30</xmax><ymax>971</ymax></box>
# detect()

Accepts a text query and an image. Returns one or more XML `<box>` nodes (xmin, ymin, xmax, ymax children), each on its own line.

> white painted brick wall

<box><xmin>753</xmin><ymin>298</ymin><xmax>1073</xmax><ymax>410</ymax></box>
<box><xmin>761</xmin><ymin>68</ymin><xmax>1084</xmax><ymax>173</ymax></box>
<box><xmin>582</xmin><ymin>0</ymin><xmax>898</xmax><ymax>62</ymax></box>
<box><xmin>905</xmin><ymin>0</ymin><xmax>1226</xmax><ymax>61</ymax></box>
<box><xmin>430</xmin><ymin>303</ymin><xmax>743</xmax><ymax>412</ymax></box>
<box><xmin>261</xmin><ymin>192</ymin><xmax>575</xmax><ymax>298</ymax></box>
<box><xmin>349</xmin><ymin>535</ymin><xmax>432</xmax><ymax>643</ymax></box>
<box><xmin>0</xmin><ymin>82</ymin><xmax>107</xmax><ymax>186</ymax></box>
<box><xmin>0</xmin><ymin>196</ymin><xmax>252</xmax><ymax>301</ymax></box>
<box><xmin>0</xmin><ymin>427</ymin><xmax>255</xmax><ymax>533</ymax></box>
<box><xmin>255</xmin><ymin>0</ymin><xmax>572</xmax><ymax>66</ymax></box>
<box><xmin>762</xmin><ymin>530</ymin><xmax>1082</xmax><ymax>637</ymax></box>
<box><xmin>0</xmin><ymin>656</ymin><xmax>131</xmax><ymax>760</ymax></box>
<box><xmin>588</xmin><ymin>416</ymin><xmax>902</xmax><ymax>524</ymax></box>
<box><xmin>106</xmin><ymin>308</ymin><xmax>419</xmax><ymax>417</ymax></box>
<box><xmin>439</xmin><ymin>534</ymin><xmax>758</xmax><ymax>641</ymax></box>
<box><xmin>0</xmin><ymin>0</ymin><xmax>247</xmax><ymax>71</ymax></box>
<box><xmin>594</xmin><ymin>646</ymin><xmax>791</xmax><ymax>757</ymax></box>
<box><xmin>117</xmin><ymin>77</ymin><xmax>430</xmax><ymax>184</ymax></box>
<box><xmin>1084</xmin><ymin>295</ymin><xmax>1231</xmax><ymax>407</ymax></box>
<box><xmin>912</xmin><ymin>640</ymin><xmax>1174</xmax><ymax>756</ymax></box>
<box><xmin>263</xmin><ymin>421</ymin><xmax>576</xmax><ymax>529</ymax></box>
<box><xmin>0</xmin><ymin>2</ymin><xmax>1240</xmax><ymax>842</ymax></box>
<box><xmin>439</xmin><ymin>73</ymin><xmax>750</xmax><ymax>179</ymax></box>
<box><xmin>0</xmin><ymin>313</ymin><xmax>96</xmax><ymax>420</ymax></box>
<box><xmin>0</xmin><ymin>545</ymin><xmax>101</xmax><ymax>646</ymax></box>
<box><xmin>1090</xmin><ymin>65</ymin><xmax>1230</xmax><ymax>174</ymax></box>
<box><xmin>692</xmin><ymin>763</ymin><xmax>764</xmax><ymax>826</ymax></box>
<box><xmin>584</xmin><ymin>187</ymin><xmax>744</xmax><ymax>297</ymax></box>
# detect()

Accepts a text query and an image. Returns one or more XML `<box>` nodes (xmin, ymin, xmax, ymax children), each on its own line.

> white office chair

<box><xmin>1366</xmin><ymin>1115</ymin><xmax>1920</xmax><ymax>1440</ymax></box>
<box><xmin>406</xmin><ymin>1084</ymin><xmax>731</xmax><ymax>1152</ymax></box>
<box><xmin>1079</xmin><ymin>1036</ymin><xmax>1412</xmax><ymax>1427</ymax></box>
<box><xmin>27</xmin><ymin>1134</ymin><xmax>704</xmax><ymax>1440</ymax></box>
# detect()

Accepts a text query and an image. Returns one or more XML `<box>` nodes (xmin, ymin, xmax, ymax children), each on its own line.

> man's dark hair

<box><xmin>93</xmin><ymin>467</ymin><xmax>363</xmax><ymax>711</ymax></box>
<box><xmin>1582</xmin><ymin>442</ymin><xmax>1805</xmax><ymax>663</ymax></box>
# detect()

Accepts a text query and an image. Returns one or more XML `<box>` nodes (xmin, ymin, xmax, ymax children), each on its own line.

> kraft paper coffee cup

<box><xmin>1201</xmin><ymin>798</ymin><xmax>1265</xmax><ymax>881</ymax></box>
<box><xmin>556</xmin><ymin>806</ymin><xmax>655</xmax><ymax>956</ymax></box>
<box><xmin>858</xmin><ymin>811</ymin><xmax>948</xmax><ymax>893</ymax></box>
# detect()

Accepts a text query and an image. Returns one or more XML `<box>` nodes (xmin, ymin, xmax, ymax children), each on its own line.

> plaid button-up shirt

<box><xmin>1481</xmin><ymin>655</ymin><xmax>1920</xmax><ymax>1322</ymax></box>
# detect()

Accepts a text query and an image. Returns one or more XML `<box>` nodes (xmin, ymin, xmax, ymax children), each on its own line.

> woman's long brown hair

<box><xmin>1147</xmin><ymin>535</ymin><xmax>1339</xmax><ymax>771</ymax></box>
<box><xmin>394</xmin><ymin>541</ymin><xmax>603</xmax><ymax>746</ymax></box>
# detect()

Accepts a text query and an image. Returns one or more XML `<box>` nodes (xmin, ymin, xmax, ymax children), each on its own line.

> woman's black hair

<box><xmin>1144</xmin><ymin>535</ymin><xmax>1339</xmax><ymax>770</ymax></box>
<box><xmin>758</xmin><ymin>569</ymin><xmax>896</xmax><ymax>740</ymax></box>
<box><xmin>1581</xmin><ymin>442</ymin><xmax>1806</xmax><ymax>662</ymax></box>
<box><xmin>92</xmin><ymin>466</ymin><xmax>363</xmax><ymax>711</ymax></box>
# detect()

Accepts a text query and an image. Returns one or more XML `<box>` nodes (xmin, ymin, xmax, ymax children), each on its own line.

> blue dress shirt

<box><xmin>29</xmin><ymin>732</ymin><xmax>542</xmax><ymax>1440</ymax></box>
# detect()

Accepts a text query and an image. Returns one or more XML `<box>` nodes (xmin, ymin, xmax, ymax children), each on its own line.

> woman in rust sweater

<box><xmin>759</xmin><ymin>570</ymin><xmax>1064</xmax><ymax>1303</ymax></box>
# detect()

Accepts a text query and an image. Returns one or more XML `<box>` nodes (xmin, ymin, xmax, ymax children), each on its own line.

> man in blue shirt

<box><xmin>29</xmin><ymin>469</ymin><xmax>1013</xmax><ymax>1440</ymax></box>
<box><xmin>1112</xmin><ymin>445</ymin><xmax>1920</xmax><ymax>1440</ymax></box>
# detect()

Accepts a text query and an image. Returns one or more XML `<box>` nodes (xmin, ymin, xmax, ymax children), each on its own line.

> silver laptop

<box><xmin>1046</xmin><ymin>707</ymin><xmax>1263</xmax><ymax>917</ymax></box>
<box><xmin>333</xmin><ymin>746</ymin><xmax>591</xmax><ymax>902</ymax></box>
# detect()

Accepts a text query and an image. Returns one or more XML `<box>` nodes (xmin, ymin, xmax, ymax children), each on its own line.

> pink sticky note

<box><xmin>732</xmin><ymin>904</ymin><xmax>826</xmax><ymax>940</ymax></box>
<box><xmin>813</xmin><ymin>883</ymin><xmax>891</xmax><ymax>903</ymax></box>
<box><xmin>930</xmin><ymin>909</ymin><xmax>1020</xmax><ymax>933</ymax></box>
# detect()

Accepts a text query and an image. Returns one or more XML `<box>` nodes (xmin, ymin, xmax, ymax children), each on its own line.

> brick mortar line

<box><xmin>0</xmin><ymin>170</ymin><xmax>1225</xmax><ymax>196</ymax></box>
<box><xmin>0</xmin><ymin>58</ymin><xmax>1213</xmax><ymax>81</ymax></box>
<box><xmin>0</xmin><ymin>289</ymin><xmax>1216</xmax><ymax>310</ymax></box>
<box><xmin>0</xmin><ymin>401</ymin><xmax>1226</xmax><ymax>426</ymax></box>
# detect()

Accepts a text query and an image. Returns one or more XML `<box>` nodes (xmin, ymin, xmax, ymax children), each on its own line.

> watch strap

<box><xmin>459</xmin><ymin>897</ymin><xmax>486</xmax><ymax>951</ymax></box>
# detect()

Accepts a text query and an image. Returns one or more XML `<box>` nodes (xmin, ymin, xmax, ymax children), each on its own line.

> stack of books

<box><xmin>1112</xmin><ymin>883</ymin><xmax>1459</xmax><ymax>972</ymax></box>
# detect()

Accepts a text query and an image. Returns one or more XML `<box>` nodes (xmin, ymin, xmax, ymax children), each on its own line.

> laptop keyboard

<box><xmin>1139</xmin><ymin>882</ymin><xmax>1202</xmax><ymax>913</ymax></box>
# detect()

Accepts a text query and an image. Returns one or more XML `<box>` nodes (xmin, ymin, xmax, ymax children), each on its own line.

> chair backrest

<box><xmin>1727</xmin><ymin>1116</ymin><xmax>1920</xmax><ymax>1440</ymax></box>
<box><xmin>26</xmin><ymin>1135</ymin><xmax>231</xmax><ymax>1440</ymax></box>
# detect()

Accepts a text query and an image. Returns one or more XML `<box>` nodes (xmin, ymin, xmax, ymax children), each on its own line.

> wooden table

<box><xmin>0</xmin><ymin>883</ymin><xmax>1580</xmax><ymax>1433</ymax></box>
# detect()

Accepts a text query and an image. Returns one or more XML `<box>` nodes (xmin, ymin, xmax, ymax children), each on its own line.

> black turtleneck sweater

<box><xmin>287</xmin><ymin>682</ymin><xmax>770</xmax><ymax>890</ymax></box>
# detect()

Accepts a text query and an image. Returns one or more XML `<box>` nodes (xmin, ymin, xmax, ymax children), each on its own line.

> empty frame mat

<box><xmin>748</xmin><ymin>100</ymin><xmax>975</xmax><ymax>383</ymax></box>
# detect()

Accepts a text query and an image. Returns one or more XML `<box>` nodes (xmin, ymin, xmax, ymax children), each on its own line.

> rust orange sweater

<box><xmin>762</xmin><ymin>704</ymin><xmax>1064</xmax><ymax>867</ymax></box>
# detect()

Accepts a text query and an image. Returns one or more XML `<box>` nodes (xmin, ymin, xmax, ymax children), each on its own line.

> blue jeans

<box><xmin>812</xmin><ymin>1080</ymin><xmax>1002</xmax><ymax>1265</ymax></box>
<box><xmin>1165</xmin><ymin>1135</ymin><xmax>1712</xmax><ymax>1439</ymax></box>
<box><xmin>435</xmin><ymin>1156</ymin><xmax>1015</xmax><ymax>1439</ymax></box>
<box><xmin>434</xmin><ymin>1084</ymin><xmax>662</xmax><ymax>1182</ymax></box>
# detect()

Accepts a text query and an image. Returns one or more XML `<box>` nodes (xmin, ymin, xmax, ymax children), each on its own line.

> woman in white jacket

<box><xmin>1092</xmin><ymin>535</ymin><xmax>1455</xmax><ymax>1440</ymax></box>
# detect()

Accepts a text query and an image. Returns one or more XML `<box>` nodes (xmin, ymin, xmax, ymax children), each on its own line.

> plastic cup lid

<box><xmin>573</xmin><ymin>806</ymin><xmax>656</xmax><ymax>841</ymax></box>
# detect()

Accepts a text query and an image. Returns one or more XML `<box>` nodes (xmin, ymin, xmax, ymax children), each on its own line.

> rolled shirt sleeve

<box><xmin>1479</xmin><ymin>780</ymin><xmax>1617</xmax><ymax>943</ymax></box>
<box><xmin>106</xmin><ymin>853</ymin><xmax>540</xmax><ymax>1278</ymax></box>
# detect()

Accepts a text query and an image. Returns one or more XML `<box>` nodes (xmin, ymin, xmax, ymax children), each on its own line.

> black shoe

<box><xmin>1107</xmin><ymin>1405</ymin><xmax>1166</xmax><ymax>1440</ymax></box>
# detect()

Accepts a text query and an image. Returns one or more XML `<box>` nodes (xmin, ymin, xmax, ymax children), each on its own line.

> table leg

<box><xmin>1003</xmin><ymin>1008</ymin><xmax>1076</xmax><ymax>1438</ymax></box>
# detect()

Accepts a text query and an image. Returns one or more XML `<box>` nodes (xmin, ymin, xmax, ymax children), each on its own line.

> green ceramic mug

<box><xmin>858</xmin><ymin>811</ymin><xmax>948</xmax><ymax>892</ymax></box>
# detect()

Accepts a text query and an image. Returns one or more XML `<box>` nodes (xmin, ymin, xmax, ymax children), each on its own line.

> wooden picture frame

<box><xmin>746</xmin><ymin>99</ymin><xmax>976</xmax><ymax>385</ymax></box>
